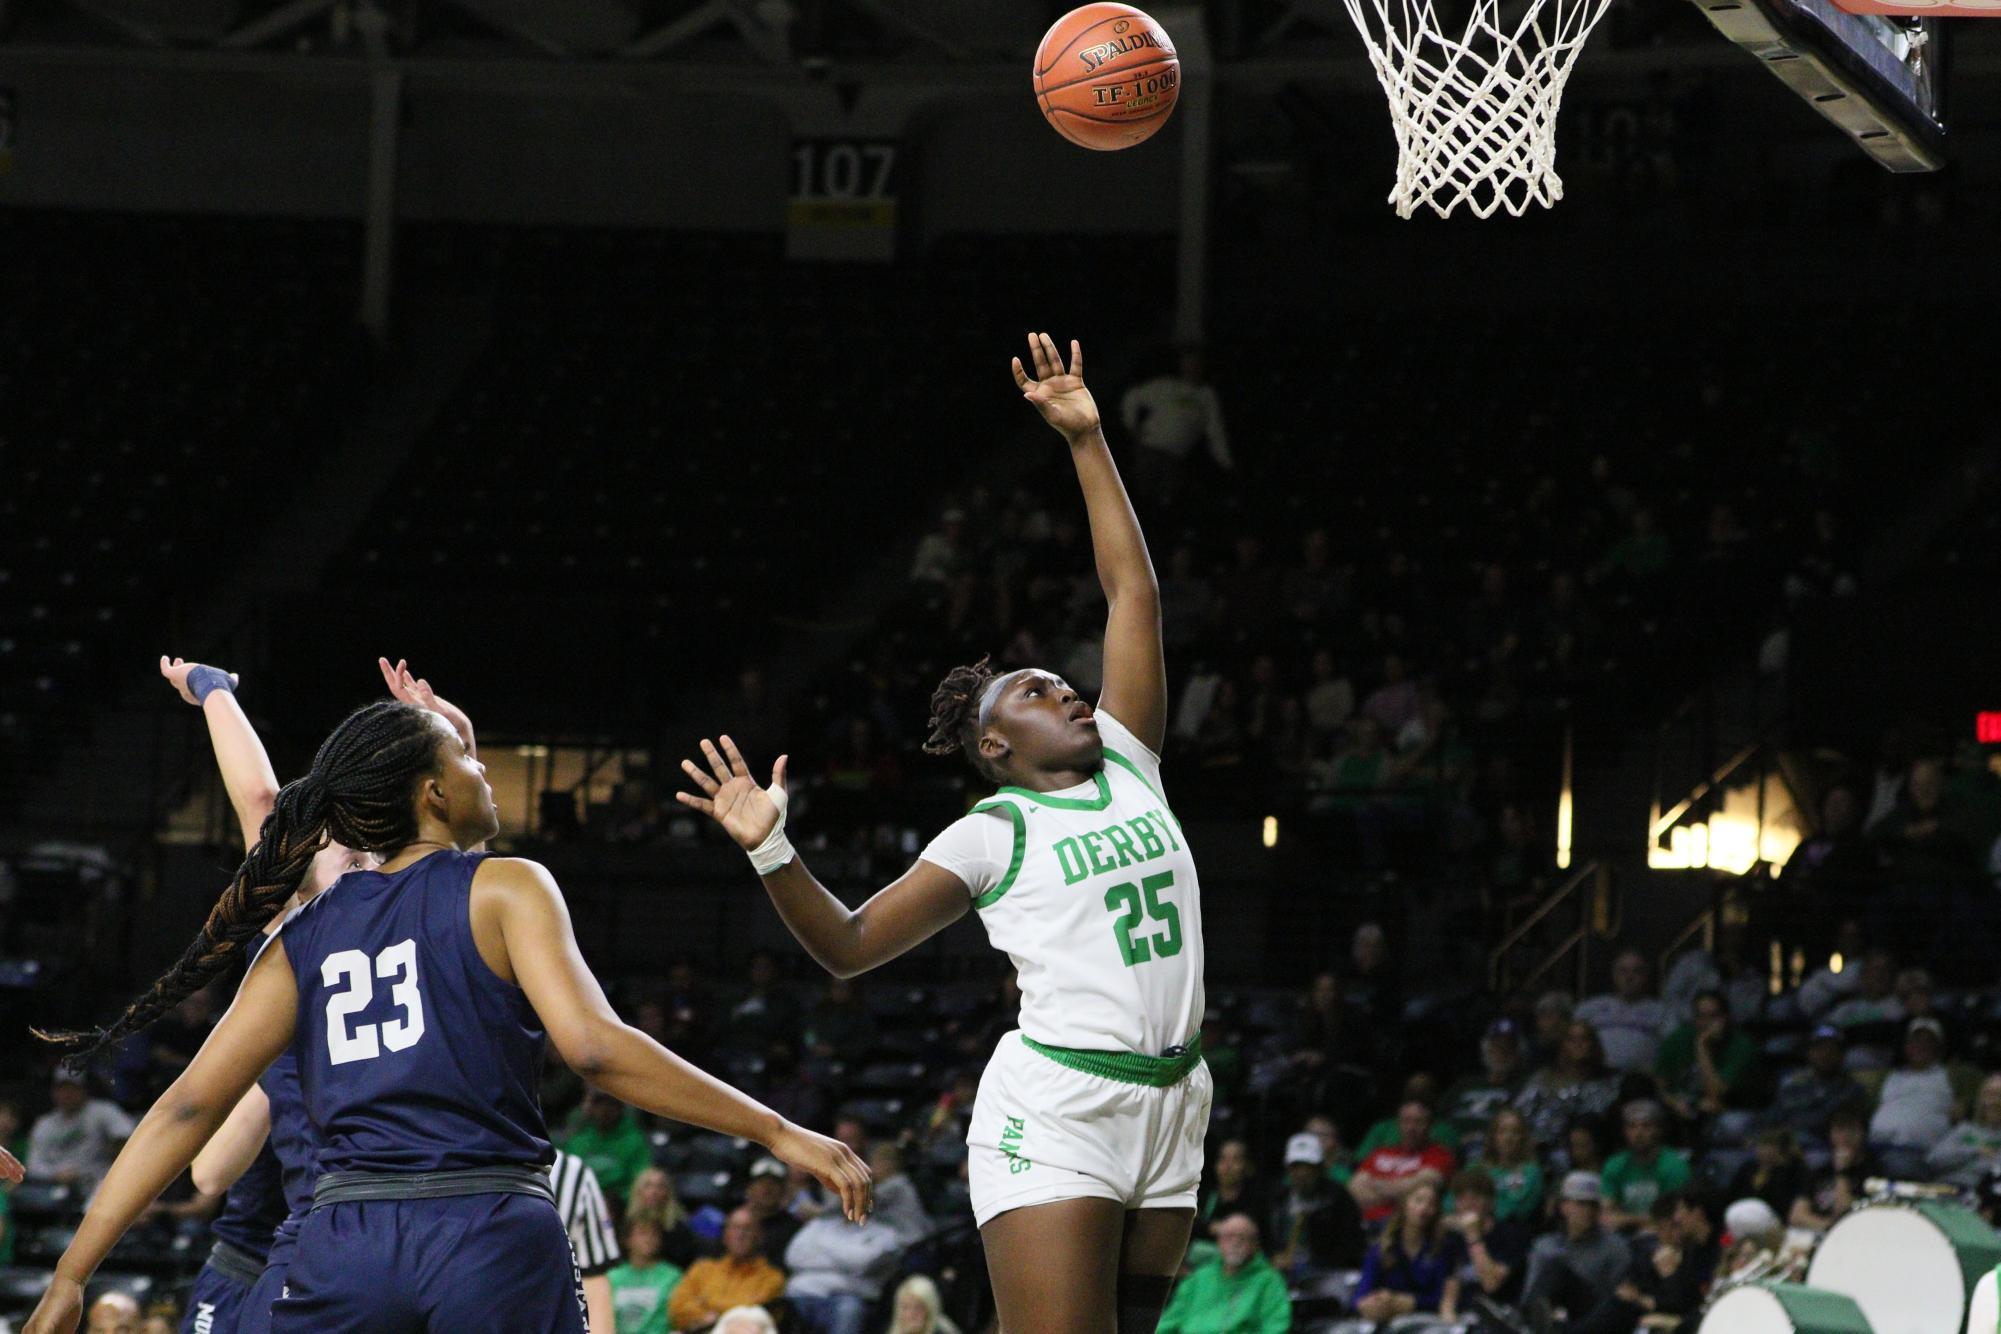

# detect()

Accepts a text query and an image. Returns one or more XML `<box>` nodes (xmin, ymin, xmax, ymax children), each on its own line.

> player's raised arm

<box><xmin>160</xmin><ymin>657</ymin><xmax>279</xmax><ymax>850</ymax></box>
<box><xmin>24</xmin><ymin>944</ymin><xmax>298</xmax><ymax>1334</ymax></box>
<box><xmin>674</xmin><ymin>737</ymin><xmax>973</xmax><ymax>979</ymax></box>
<box><xmin>477</xmin><ymin>856</ymin><xmax>874</xmax><ymax>1223</ymax></box>
<box><xmin>1014</xmin><ymin>332</ymin><xmax>1167</xmax><ymax>754</ymax></box>
<box><xmin>379</xmin><ymin>657</ymin><xmax>478</xmax><ymax>759</ymax></box>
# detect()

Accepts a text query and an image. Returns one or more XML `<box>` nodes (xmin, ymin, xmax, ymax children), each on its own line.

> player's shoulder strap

<box><xmin>968</xmin><ymin>794</ymin><xmax>1029</xmax><ymax>911</ymax></box>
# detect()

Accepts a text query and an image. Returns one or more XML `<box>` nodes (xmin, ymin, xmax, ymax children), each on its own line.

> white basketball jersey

<box><xmin>928</xmin><ymin>712</ymin><xmax>1205</xmax><ymax>1055</ymax></box>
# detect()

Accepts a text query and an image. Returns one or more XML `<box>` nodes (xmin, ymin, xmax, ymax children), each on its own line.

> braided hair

<box><xmin>38</xmin><ymin>700</ymin><xmax>445</xmax><ymax>1063</ymax></box>
<box><xmin>922</xmin><ymin>656</ymin><xmax>1002</xmax><ymax>783</ymax></box>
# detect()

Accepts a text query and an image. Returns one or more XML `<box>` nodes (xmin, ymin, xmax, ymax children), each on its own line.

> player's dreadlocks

<box><xmin>923</xmin><ymin>655</ymin><xmax>1002</xmax><ymax>783</ymax></box>
<box><xmin>38</xmin><ymin>700</ymin><xmax>443</xmax><ymax>1063</ymax></box>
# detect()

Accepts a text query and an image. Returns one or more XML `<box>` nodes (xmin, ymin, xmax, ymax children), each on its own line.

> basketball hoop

<box><xmin>1338</xmin><ymin>0</ymin><xmax>1620</xmax><ymax>218</ymax></box>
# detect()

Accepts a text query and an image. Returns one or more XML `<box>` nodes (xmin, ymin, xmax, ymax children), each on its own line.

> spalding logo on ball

<box><xmin>1034</xmin><ymin>4</ymin><xmax>1180</xmax><ymax>151</ymax></box>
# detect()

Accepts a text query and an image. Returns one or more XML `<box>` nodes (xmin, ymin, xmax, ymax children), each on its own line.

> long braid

<box><xmin>38</xmin><ymin>700</ymin><xmax>443</xmax><ymax>1063</ymax></box>
<box><xmin>923</xmin><ymin>656</ymin><xmax>1000</xmax><ymax>782</ymax></box>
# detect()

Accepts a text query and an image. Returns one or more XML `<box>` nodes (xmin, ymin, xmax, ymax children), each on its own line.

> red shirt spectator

<box><xmin>1350</xmin><ymin>1101</ymin><xmax>1457</xmax><ymax>1224</ymax></box>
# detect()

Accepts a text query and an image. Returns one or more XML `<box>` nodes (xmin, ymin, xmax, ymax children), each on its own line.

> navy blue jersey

<box><xmin>261</xmin><ymin>1043</ymin><xmax>315</xmax><ymax>1243</ymax></box>
<box><xmin>280</xmin><ymin>849</ymin><xmax>551</xmax><ymax>1176</ymax></box>
<box><xmin>208</xmin><ymin>1139</ymin><xmax>286</xmax><ymax>1260</ymax></box>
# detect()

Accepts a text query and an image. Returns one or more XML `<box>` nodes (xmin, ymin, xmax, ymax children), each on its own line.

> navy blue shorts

<box><xmin>236</xmin><ymin>1232</ymin><xmax>297</xmax><ymax>1334</ymax></box>
<box><xmin>269</xmin><ymin>1193</ymin><xmax>587</xmax><ymax>1333</ymax></box>
<box><xmin>181</xmin><ymin>1262</ymin><xmax>254</xmax><ymax>1334</ymax></box>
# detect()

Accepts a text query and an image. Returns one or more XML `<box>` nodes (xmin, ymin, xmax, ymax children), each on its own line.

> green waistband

<box><xmin>1021</xmin><ymin>1032</ymin><xmax>1204</xmax><ymax>1087</ymax></box>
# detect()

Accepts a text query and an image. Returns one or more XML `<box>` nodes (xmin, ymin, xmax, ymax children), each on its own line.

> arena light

<box><xmin>1261</xmin><ymin>816</ymin><xmax>1278</xmax><ymax>849</ymax></box>
<box><xmin>1978</xmin><ymin>711</ymin><xmax>2001</xmax><ymax>743</ymax></box>
<box><xmin>1555</xmin><ymin>726</ymin><xmax>1574</xmax><ymax>871</ymax></box>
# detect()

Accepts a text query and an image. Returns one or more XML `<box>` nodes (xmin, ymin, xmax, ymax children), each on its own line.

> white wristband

<box><xmin>746</xmin><ymin>778</ymin><xmax>796</xmax><ymax>876</ymax></box>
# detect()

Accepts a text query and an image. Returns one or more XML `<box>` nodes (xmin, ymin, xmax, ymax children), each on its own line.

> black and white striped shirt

<box><xmin>551</xmin><ymin>1148</ymin><xmax>622</xmax><ymax>1276</ymax></box>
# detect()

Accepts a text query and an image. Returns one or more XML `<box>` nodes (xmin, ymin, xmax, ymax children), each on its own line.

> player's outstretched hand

<box><xmin>21</xmin><ymin>1277</ymin><xmax>84</xmax><ymax>1334</ymax></box>
<box><xmin>1013</xmin><ymin>331</ymin><xmax>1102</xmax><ymax>443</ymax></box>
<box><xmin>0</xmin><ymin>1144</ymin><xmax>22</xmax><ymax>1185</ymax></box>
<box><xmin>676</xmin><ymin>737</ymin><xmax>786</xmax><ymax>851</ymax></box>
<box><xmin>159</xmin><ymin>656</ymin><xmax>236</xmax><ymax>707</ymax></box>
<box><xmin>378</xmin><ymin>658</ymin><xmax>477</xmax><ymax>755</ymax></box>
<box><xmin>768</xmin><ymin>1120</ymin><xmax>874</xmax><ymax>1225</ymax></box>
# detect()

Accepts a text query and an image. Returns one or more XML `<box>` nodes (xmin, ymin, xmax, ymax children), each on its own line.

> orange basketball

<box><xmin>1034</xmin><ymin>4</ymin><xmax>1180</xmax><ymax>152</ymax></box>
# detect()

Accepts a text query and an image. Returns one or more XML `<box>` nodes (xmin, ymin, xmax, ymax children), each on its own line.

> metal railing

<box><xmin>1487</xmin><ymin>860</ymin><xmax>1612</xmax><ymax>996</ymax></box>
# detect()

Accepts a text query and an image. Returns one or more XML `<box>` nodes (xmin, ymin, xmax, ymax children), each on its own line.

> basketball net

<box><xmin>1338</xmin><ymin>0</ymin><xmax>1618</xmax><ymax>218</ymax></box>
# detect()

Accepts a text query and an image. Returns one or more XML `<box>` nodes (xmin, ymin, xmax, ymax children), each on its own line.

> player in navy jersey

<box><xmin>25</xmin><ymin>695</ymin><xmax>870</xmax><ymax>1334</ymax></box>
<box><xmin>157</xmin><ymin>655</ymin><xmax>373</xmax><ymax>1334</ymax></box>
<box><xmin>184</xmin><ymin>659</ymin><xmax>470</xmax><ymax>1334</ymax></box>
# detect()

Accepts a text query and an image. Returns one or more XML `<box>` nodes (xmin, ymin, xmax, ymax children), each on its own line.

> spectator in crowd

<box><xmin>801</xmin><ymin>977</ymin><xmax>876</xmax><ymax>1066</ymax></box>
<box><xmin>139</xmin><ymin>1303</ymin><xmax>178</xmax><ymax>1334</ymax></box>
<box><xmin>1728</xmin><ymin>1129</ymin><xmax>1808</xmax><ymax>1218</ymax></box>
<box><xmin>1574</xmin><ymin>950</ymin><xmax>1667</xmax><ymax>1075</ymax></box>
<box><xmin>1447</xmin><ymin>1167</ymin><xmax>1533</xmax><ymax>1307</ymax></box>
<box><xmin>1514</xmin><ymin>1022</ymin><xmax>1619</xmax><ymax>1147</ymax></box>
<box><xmin>1615</xmin><ymin>1192</ymin><xmax>1718</xmax><ymax>1326</ymax></box>
<box><xmin>1355</xmin><ymin>1180</ymin><xmax>1464</xmax><ymax>1324</ymax></box>
<box><xmin>1284</xmin><ymin>972</ymin><xmax>1374</xmax><ymax>1110</ymax></box>
<box><xmin>1345</xmin><ymin>923</ymin><xmax>1403</xmax><ymax>1042</ymax></box>
<box><xmin>1600</xmin><ymin>1101</ymin><xmax>1691</xmax><ymax>1232</ymax></box>
<box><xmin>670</xmin><ymin>1208</ymin><xmax>787</xmax><ymax>1332</ymax></box>
<box><xmin>1927</xmin><ymin>1072</ymin><xmax>2001</xmax><ymax>1188</ymax></box>
<box><xmin>884</xmin><ymin>1275</ymin><xmax>960</xmax><ymax>1334</ymax></box>
<box><xmin>1474</xmin><ymin>1107</ymin><xmax>1545</xmax><ymax>1223</ymax></box>
<box><xmin>627</xmin><ymin>1167</ymin><xmax>704</xmax><ymax>1269</ymax></box>
<box><xmin>1301</xmin><ymin>1112</ymin><xmax>1356</xmax><ymax>1185</ymax></box>
<box><xmin>27</xmin><ymin>1071</ymin><xmax>134</xmax><ymax>1191</ymax></box>
<box><xmin>919</xmin><ymin>1069</ymin><xmax>981</xmax><ymax>1151</ymax></box>
<box><xmin>1823</xmin><ymin>948</ymin><xmax>1905</xmax><ymax>1069</ymax></box>
<box><xmin>610</xmin><ymin>1218</ymin><xmax>685</xmax><ymax>1334</ymax></box>
<box><xmin>1269</xmin><ymin>1131</ymin><xmax>1364</xmax><ymax>1277</ymax></box>
<box><xmin>833</xmin><ymin>1116</ymin><xmax>871</xmax><ymax>1161</ymax></box>
<box><xmin>561</xmin><ymin>1089</ymin><xmax>654</xmax><ymax>1211</ymax></box>
<box><xmin>1120</xmin><ymin>344</ymin><xmax>1231</xmax><ymax>505</ymax></box>
<box><xmin>727</xmin><ymin>950</ymin><xmax>800</xmax><ymax>1055</ymax></box>
<box><xmin>86</xmin><ymin>1292</ymin><xmax>139</xmax><ymax>1334</ymax></box>
<box><xmin>1349</xmin><ymin>1101</ymin><xmax>1458</xmax><ymax>1226</ymax></box>
<box><xmin>1781</xmin><ymin>785</ymin><xmax>1879</xmax><ymax>938</ymax></box>
<box><xmin>1870</xmin><ymin>1017</ymin><xmax>1956</xmax><ymax>1176</ymax></box>
<box><xmin>1529</xmin><ymin>992</ymin><xmax>1575</xmax><ymax>1068</ymax></box>
<box><xmin>1874</xmin><ymin>755</ymin><xmax>1983</xmax><ymax>889</ymax></box>
<box><xmin>1763</xmin><ymin>1026</ymin><xmax>1867</xmax><ymax>1143</ymax></box>
<box><xmin>713</xmin><ymin>1309</ymin><xmax>778</xmax><ymax>1334</ymax></box>
<box><xmin>1790</xmin><ymin>1108</ymin><xmax>1879</xmax><ymax>1232</ymax></box>
<box><xmin>744</xmin><ymin>1156</ymin><xmax>804</xmax><ymax>1265</ymax></box>
<box><xmin>1157</xmin><ymin>1212</ymin><xmax>1291</xmax><ymax>1334</ymax></box>
<box><xmin>1355</xmin><ymin>1078</ymin><xmax>1462</xmax><ymax>1157</ymax></box>
<box><xmin>1441</xmin><ymin>1020</ymin><xmax>1530</xmax><ymax>1141</ymax></box>
<box><xmin>867</xmin><ymin>1143</ymin><xmax>931</xmax><ymax>1246</ymax></box>
<box><xmin>1195</xmin><ymin>1139</ymin><xmax>1270</xmax><ymax>1245</ymax></box>
<box><xmin>1656</xmin><ymin>987</ymin><xmax>1762</xmax><ymax>1131</ymax></box>
<box><xmin>1561</xmin><ymin>1117</ymin><xmax>1612</xmax><ymax>1182</ymax></box>
<box><xmin>1720</xmin><ymin>1199</ymin><xmax>1785</xmax><ymax>1281</ymax></box>
<box><xmin>783</xmin><ymin>1210</ymin><xmax>904</xmax><ymax>1334</ymax></box>
<box><xmin>1520</xmin><ymin>1173</ymin><xmax>1632</xmax><ymax>1329</ymax></box>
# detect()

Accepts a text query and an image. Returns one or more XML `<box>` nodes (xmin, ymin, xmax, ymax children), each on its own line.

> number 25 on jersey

<box><xmin>323</xmin><ymin>939</ymin><xmax>427</xmax><ymax>1065</ymax></box>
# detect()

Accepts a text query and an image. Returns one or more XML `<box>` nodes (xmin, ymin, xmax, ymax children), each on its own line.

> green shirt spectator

<box><xmin>1161</xmin><ymin>1213</ymin><xmax>1292</xmax><ymax>1334</ymax></box>
<box><xmin>611</xmin><ymin>1217</ymin><xmax>683</xmax><ymax>1334</ymax></box>
<box><xmin>1483</xmin><ymin>1158</ymin><xmax>1545</xmax><ymax>1223</ymax></box>
<box><xmin>1657</xmin><ymin>989</ymin><xmax>1761</xmax><ymax>1119</ymax></box>
<box><xmin>1601</xmin><ymin>1110</ymin><xmax>1691</xmax><ymax>1232</ymax></box>
<box><xmin>562</xmin><ymin>1090</ymin><xmax>655</xmax><ymax>1207</ymax></box>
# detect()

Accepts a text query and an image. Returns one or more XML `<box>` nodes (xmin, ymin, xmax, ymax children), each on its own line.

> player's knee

<box><xmin>1116</xmin><ymin>1273</ymin><xmax>1176</xmax><ymax>1334</ymax></box>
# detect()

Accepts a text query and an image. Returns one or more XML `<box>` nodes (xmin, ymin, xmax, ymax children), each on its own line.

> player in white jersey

<box><xmin>677</xmin><ymin>332</ymin><xmax>1207</xmax><ymax>1333</ymax></box>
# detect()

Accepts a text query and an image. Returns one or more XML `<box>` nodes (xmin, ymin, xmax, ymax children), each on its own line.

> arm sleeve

<box><xmin>919</xmin><ymin>808</ymin><xmax>1017</xmax><ymax>901</ymax></box>
<box><xmin>668</xmin><ymin>1266</ymin><xmax>709</xmax><ymax>1329</ymax></box>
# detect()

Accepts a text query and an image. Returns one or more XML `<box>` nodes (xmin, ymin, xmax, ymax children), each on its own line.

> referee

<box><xmin>553</xmin><ymin>1146</ymin><xmax>623</xmax><ymax>1332</ymax></box>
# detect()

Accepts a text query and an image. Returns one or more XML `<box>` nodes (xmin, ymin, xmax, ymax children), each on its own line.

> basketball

<box><xmin>1034</xmin><ymin>4</ymin><xmax>1180</xmax><ymax>151</ymax></box>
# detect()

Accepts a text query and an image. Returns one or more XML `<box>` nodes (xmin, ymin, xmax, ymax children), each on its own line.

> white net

<box><xmin>1339</xmin><ymin>0</ymin><xmax>1619</xmax><ymax>218</ymax></box>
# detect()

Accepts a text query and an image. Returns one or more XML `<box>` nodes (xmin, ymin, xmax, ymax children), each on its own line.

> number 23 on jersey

<box><xmin>323</xmin><ymin>939</ymin><xmax>427</xmax><ymax>1065</ymax></box>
